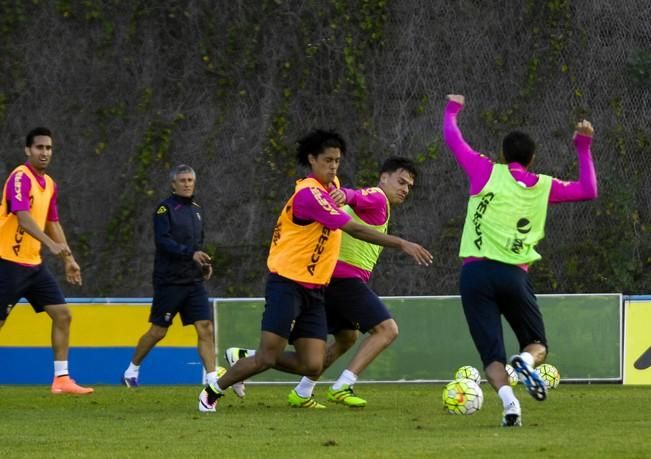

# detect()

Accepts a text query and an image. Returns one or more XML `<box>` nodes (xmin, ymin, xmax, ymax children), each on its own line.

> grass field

<box><xmin>2</xmin><ymin>383</ymin><xmax>650</xmax><ymax>458</ymax></box>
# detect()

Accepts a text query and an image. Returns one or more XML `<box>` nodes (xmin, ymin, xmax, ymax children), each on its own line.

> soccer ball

<box><xmin>442</xmin><ymin>379</ymin><xmax>484</xmax><ymax>415</ymax></box>
<box><xmin>505</xmin><ymin>364</ymin><xmax>518</xmax><ymax>386</ymax></box>
<box><xmin>455</xmin><ymin>365</ymin><xmax>481</xmax><ymax>384</ymax></box>
<box><xmin>536</xmin><ymin>363</ymin><xmax>560</xmax><ymax>389</ymax></box>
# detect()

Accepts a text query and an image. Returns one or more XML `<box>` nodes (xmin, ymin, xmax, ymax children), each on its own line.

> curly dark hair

<box><xmin>296</xmin><ymin>129</ymin><xmax>346</xmax><ymax>166</ymax></box>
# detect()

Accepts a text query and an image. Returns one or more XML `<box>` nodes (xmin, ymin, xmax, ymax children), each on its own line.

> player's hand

<box><xmin>193</xmin><ymin>250</ymin><xmax>211</xmax><ymax>265</ymax></box>
<box><xmin>64</xmin><ymin>258</ymin><xmax>82</xmax><ymax>286</ymax></box>
<box><xmin>329</xmin><ymin>188</ymin><xmax>347</xmax><ymax>207</ymax></box>
<box><xmin>446</xmin><ymin>94</ymin><xmax>465</xmax><ymax>105</ymax></box>
<box><xmin>574</xmin><ymin>120</ymin><xmax>594</xmax><ymax>138</ymax></box>
<box><xmin>202</xmin><ymin>263</ymin><xmax>213</xmax><ymax>280</ymax></box>
<box><xmin>48</xmin><ymin>241</ymin><xmax>71</xmax><ymax>258</ymax></box>
<box><xmin>400</xmin><ymin>241</ymin><xmax>433</xmax><ymax>266</ymax></box>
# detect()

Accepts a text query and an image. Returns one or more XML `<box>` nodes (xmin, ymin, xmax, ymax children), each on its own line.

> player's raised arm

<box><xmin>574</xmin><ymin>119</ymin><xmax>594</xmax><ymax>138</ymax></box>
<box><xmin>443</xmin><ymin>94</ymin><xmax>494</xmax><ymax>194</ymax></box>
<box><xmin>549</xmin><ymin>119</ymin><xmax>598</xmax><ymax>204</ymax></box>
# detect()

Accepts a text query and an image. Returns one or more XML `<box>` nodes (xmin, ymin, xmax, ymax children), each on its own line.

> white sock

<box><xmin>295</xmin><ymin>377</ymin><xmax>317</xmax><ymax>398</ymax></box>
<box><xmin>206</xmin><ymin>371</ymin><xmax>217</xmax><ymax>387</ymax></box>
<box><xmin>498</xmin><ymin>385</ymin><xmax>518</xmax><ymax>409</ymax></box>
<box><xmin>332</xmin><ymin>369</ymin><xmax>357</xmax><ymax>390</ymax></box>
<box><xmin>247</xmin><ymin>349</ymin><xmax>256</xmax><ymax>357</ymax></box>
<box><xmin>520</xmin><ymin>352</ymin><xmax>535</xmax><ymax>367</ymax></box>
<box><xmin>124</xmin><ymin>362</ymin><xmax>140</xmax><ymax>378</ymax></box>
<box><xmin>54</xmin><ymin>360</ymin><xmax>69</xmax><ymax>377</ymax></box>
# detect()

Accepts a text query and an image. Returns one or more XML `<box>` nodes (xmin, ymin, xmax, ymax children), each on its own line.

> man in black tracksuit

<box><xmin>122</xmin><ymin>164</ymin><xmax>220</xmax><ymax>411</ymax></box>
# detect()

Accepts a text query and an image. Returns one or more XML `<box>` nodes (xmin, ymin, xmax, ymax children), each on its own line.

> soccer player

<box><xmin>226</xmin><ymin>157</ymin><xmax>420</xmax><ymax>408</ymax></box>
<box><xmin>199</xmin><ymin>130</ymin><xmax>432</xmax><ymax>412</ymax></box>
<box><xmin>442</xmin><ymin>94</ymin><xmax>598</xmax><ymax>426</ymax></box>
<box><xmin>0</xmin><ymin>127</ymin><xmax>93</xmax><ymax>394</ymax></box>
<box><xmin>122</xmin><ymin>165</ymin><xmax>218</xmax><ymax>405</ymax></box>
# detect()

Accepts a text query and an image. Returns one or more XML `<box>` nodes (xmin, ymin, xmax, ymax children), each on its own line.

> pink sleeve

<box><xmin>443</xmin><ymin>100</ymin><xmax>494</xmax><ymax>195</ymax></box>
<box><xmin>549</xmin><ymin>134</ymin><xmax>598</xmax><ymax>204</ymax></box>
<box><xmin>47</xmin><ymin>182</ymin><xmax>59</xmax><ymax>221</ymax></box>
<box><xmin>345</xmin><ymin>187</ymin><xmax>388</xmax><ymax>225</ymax></box>
<box><xmin>293</xmin><ymin>187</ymin><xmax>352</xmax><ymax>230</ymax></box>
<box><xmin>6</xmin><ymin>170</ymin><xmax>32</xmax><ymax>213</ymax></box>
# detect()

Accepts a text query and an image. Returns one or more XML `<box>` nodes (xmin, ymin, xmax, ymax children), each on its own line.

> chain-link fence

<box><xmin>0</xmin><ymin>1</ymin><xmax>649</xmax><ymax>296</ymax></box>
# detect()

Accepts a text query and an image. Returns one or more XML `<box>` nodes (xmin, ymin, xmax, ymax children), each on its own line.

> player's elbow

<box><xmin>15</xmin><ymin>210</ymin><xmax>29</xmax><ymax>224</ymax></box>
<box><xmin>584</xmin><ymin>183</ymin><xmax>598</xmax><ymax>200</ymax></box>
<box><xmin>342</xmin><ymin>221</ymin><xmax>364</xmax><ymax>239</ymax></box>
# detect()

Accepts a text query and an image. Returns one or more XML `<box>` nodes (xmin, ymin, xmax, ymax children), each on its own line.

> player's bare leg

<box><xmin>342</xmin><ymin>319</ymin><xmax>398</xmax><ymax>376</ymax></box>
<box><xmin>45</xmin><ymin>304</ymin><xmax>71</xmax><ymax>360</ymax></box>
<box><xmin>131</xmin><ymin>325</ymin><xmax>168</xmax><ymax>365</ymax></box>
<box><xmin>194</xmin><ymin>319</ymin><xmax>216</xmax><ymax>374</ymax></box>
<box><xmin>217</xmin><ymin>331</ymin><xmax>289</xmax><ymax>390</ymax></box>
<box><xmin>327</xmin><ymin>319</ymin><xmax>398</xmax><ymax>407</ymax></box>
<box><xmin>45</xmin><ymin>304</ymin><xmax>93</xmax><ymax>395</ymax></box>
<box><xmin>122</xmin><ymin>325</ymin><xmax>168</xmax><ymax>388</ymax></box>
<box><xmin>324</xmin><ymin>329</ymin><xmax>358</xmax><ymax>368</ymax></box>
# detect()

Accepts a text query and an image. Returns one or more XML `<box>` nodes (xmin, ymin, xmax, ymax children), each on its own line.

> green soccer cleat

<box><xmin>287</xmin><ymin>389</ymin><xmax>326</xmax><ymax>409</ymax></box>
<box><xmin>326</xmin><ymin>384</ymin><xmax>367</xmax><ymax>407</ymax></box>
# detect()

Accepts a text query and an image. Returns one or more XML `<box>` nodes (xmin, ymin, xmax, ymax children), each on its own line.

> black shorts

<box><xmin>0</xmin><ymin>259</ymin><xmax>66</xmax><ymax>320</ymax></box>
<box><xmin>260</xmin><ymin>273</ymin><xmax>327</xmax><ymax>342</ymax></box>
<box><xmin>150</xmin><ymin>283</ymin><xmax>211</xmax><ymax>327</ymax></box>
<box><xmin>325</xmin><ymin>277</ymin><xmax>392</xmax><ymax>334</ymax></box>
<box><xmin>459</xmin><ymin>260</ymin><xmax>547</xmax><ymax>368</ymax></box>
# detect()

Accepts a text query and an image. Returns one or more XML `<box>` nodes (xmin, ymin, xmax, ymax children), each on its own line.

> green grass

<box><xmin>1</xmin><ymin>384</ymin><xmax>650</xmax><ymax>458</ymax></box>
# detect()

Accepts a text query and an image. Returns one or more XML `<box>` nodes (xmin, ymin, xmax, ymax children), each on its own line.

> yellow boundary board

<box><xmin>624</xmin><ymin>300</ymin><xmax>651</xmax><ymax>384</ymax></box>
<box><xmin>0</xmin><ymin>304</ymin><xmax>196</xmax><ymax>347</ymax></box>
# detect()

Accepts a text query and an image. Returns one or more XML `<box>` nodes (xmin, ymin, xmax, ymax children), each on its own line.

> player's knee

<box><xmin>148</xmin><ymin>326</ymin><xmax>168</xmax><ymax>341</ymax></box>
<box><xmin>254</xmin><ymin>351</ymin><xmax>277</xmax><ymax>371</ymax></box>
<box><xmin>51</xmin><ymin>307</ymin><xmax>72</xmax><ymax>327</ymax></box>
<box><xmin>194</xmin><ymin>320</ymin><xmax>214</xmax><ymax>339</ymax></box>
<box><xmin>373</xmin><ymin>319</ymin><xmax>399</xmax><ymax>345</ymax></box>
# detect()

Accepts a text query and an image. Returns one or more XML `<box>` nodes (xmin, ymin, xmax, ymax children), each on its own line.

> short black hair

<box><xmin>26</xmin><ymin>127</ymin><xmax>52</xmax><ymax>147</ymax></box>
<box><xmin>296</xmin><ymin>129</ymin><xmax>346</xmax><ymax>166</ymax></box>
<box><xmin>380</xmin><ymin>156</ymin><xmax>418</xmax><ymax>179</ymax></box>
<box><xmin>502</xmin><ymin>131</ymin><xmax>535</xmax><ymax>166</ymax></box>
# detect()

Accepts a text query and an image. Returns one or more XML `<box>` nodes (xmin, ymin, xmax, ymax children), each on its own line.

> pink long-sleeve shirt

<box><xmin>331</xmin><ymin>187</ymin><xmax>389</xmax><ymax>282</ymax></box>
<box><xmin>292</xmin><ymin>174</ymin><xmax>351</xmax><ymax>230</ymax></box>
<box><xmin>443</xmin><ymin>100</ymin><xmax>598</xmax><ymax>268</ymax></box>
<box><xmin>294</xmin><ymin>176</ymin><xmax>389</xmax><ymax>283</ymax></box>
<box><xmin>443</xmin><ymin>100</ymin><xmax>598</xmax><ymax>202</ymax></box>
